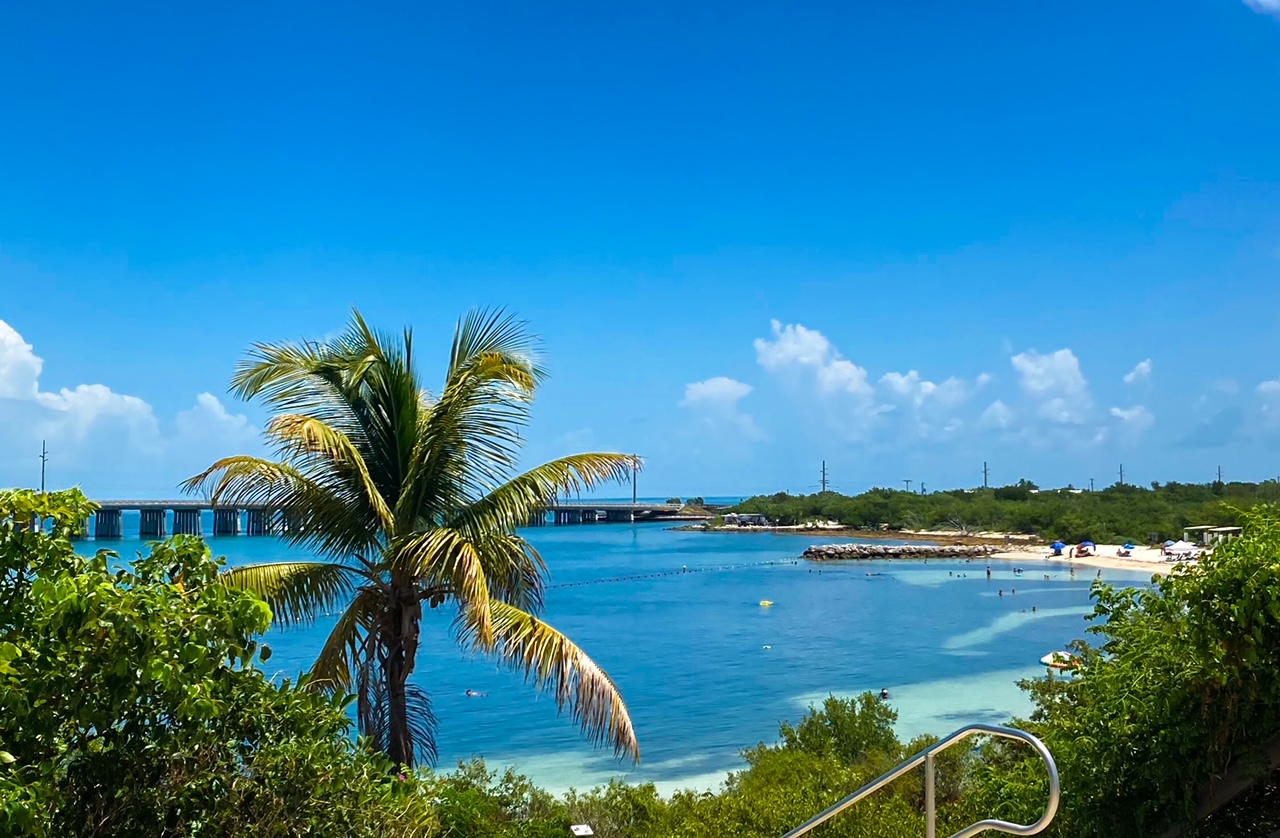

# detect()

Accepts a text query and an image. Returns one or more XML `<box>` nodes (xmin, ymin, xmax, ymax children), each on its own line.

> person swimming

<box><xmin>465</xmin><ymin>689</ymin><xmax>488</xmax><ymax>698</ymax></box>
<box><xmin>880</xmin><ymin>688</ymin><xmax>890</xmax><ymax>700</ymax></box>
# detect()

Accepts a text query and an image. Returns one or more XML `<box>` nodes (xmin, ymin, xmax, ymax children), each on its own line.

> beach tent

<box><xmin>1168</xmin><ymin>540</ymin><xmax>1196</xmax><ymax>554</ymax></box>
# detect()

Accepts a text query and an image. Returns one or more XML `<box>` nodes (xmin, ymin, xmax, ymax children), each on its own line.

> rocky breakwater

<box><xmin>803</xmin><ymin>543</ymin><xmax>1001</xmax><ymax>561</ymax></box>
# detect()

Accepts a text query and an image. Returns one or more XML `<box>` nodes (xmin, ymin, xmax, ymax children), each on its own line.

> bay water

<box><xmin>89</xmin><ymin>514</ymin><xmax>1152</xmax><ymax>794</ymax></box>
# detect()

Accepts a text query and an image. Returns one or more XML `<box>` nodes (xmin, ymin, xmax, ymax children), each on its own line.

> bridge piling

<box><xmin>173</xmin><ymin>509</ymin><xmax>202</xmax><ymax>536</ymax></box>
<box><xmin>94</xmin><ymin>509</ymin><xmax>122</xmax><ymax>539</ymax></box>
<box><xmin>139</xmin><ymin>509</ymin><xmax>166</xmax><ymax>539</ymax></box>
<box><xmin>212</xmin><ymin>509</ymin><xmax>241</xmax><ymax>536</ymax></box>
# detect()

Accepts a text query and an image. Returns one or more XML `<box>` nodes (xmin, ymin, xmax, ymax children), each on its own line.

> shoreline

<box><xmin>988</xmin><ymin>544</ymin><xmax>1175</xmax><ymax>576</ymax></box>
<box><xmin>670</xmin><ymin>524</ymin><xmax>1033</xmax><ymax>547</ymax></box>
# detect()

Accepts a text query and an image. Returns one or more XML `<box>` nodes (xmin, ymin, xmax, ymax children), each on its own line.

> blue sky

<box><xmin>2</xmin><ymin>1</ymin><xmax>1279</xmax><ymax>499</ymax></box>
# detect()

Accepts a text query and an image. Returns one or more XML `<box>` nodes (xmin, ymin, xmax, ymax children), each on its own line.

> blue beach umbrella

<box><xmin>1080</xmin><ymin>540</ymin><xmax>1096</xmax><ymax>548</ymax></box>
<box><xmin>1050</xmin><ymin>541</ymin><xmax>1066</xmax><ymax>550</ymax></box>
<box><xmin>1164</xmin><ymin>540</ymin><xmax>1176</xmax><ymax>547</ymax></box>
<box><xmin>1123</xmin><ymin>543</ymin><xmax>1135</xmax><ymax>550</ymax></box>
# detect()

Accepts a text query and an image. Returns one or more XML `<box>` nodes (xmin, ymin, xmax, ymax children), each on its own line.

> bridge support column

<box><xmin>212</xmin><ymin>509</ymin><xmax>241</xmax><ymax>536</ymax></box>
<box><xmin>139</xmin><ymin>509</ymin><xmax>167</xmax><ymax>539</ymax></box>
<box><xmin>94</xmin><ymin>509</ymin><xmax>122</xmax><ymax>539</ymax></box>
<box><xmin>245</xmin><ymin>509</ymin><xmax>272</xmax><ymax>535</ymax></box>
<box><xmin>525</xmin><ymin>511</ymin><xmax>547</xmax><ymax>527</ymax></box>
<box><xmin>173</xmin><ymin>509</ymin><xmax>202</xmax><ymax>536</ymax></box>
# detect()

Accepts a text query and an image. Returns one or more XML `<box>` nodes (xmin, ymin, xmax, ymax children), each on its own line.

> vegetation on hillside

<box><xmin>182</xmin><ymin>310</ymin><xmax>639</xmax><ymax>767</ymax></box>
<box><xmin>732</xmin><ymin>480</ymin><xmax>1280</xmax><ymax>542</ymax></box>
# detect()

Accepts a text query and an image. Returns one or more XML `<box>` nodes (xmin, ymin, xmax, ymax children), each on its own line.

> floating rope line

<box><xmin>545</xmin><ymin>558</ymin><xmax>801</xmax><ymax>589</ymax></box>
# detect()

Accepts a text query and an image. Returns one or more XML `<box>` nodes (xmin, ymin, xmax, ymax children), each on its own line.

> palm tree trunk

<box><xmin>385</xmin><ymin>585</ymin><xmax>422</xmax><ymax>766</ymax></box>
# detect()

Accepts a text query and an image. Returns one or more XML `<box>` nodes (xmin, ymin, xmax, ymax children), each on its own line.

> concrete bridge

<box><xmin>84</xmin><ymin>500</ymin><xmax>688</xmax><ymax>538</ymax></box>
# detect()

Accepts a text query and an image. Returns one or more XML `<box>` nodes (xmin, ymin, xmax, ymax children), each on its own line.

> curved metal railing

<box><xmin>779</xmin><ymin>723</ymin><xmax>1060</xmax><ymax>838</ymax></box>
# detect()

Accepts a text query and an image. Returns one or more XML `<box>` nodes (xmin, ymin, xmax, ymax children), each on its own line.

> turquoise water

<box><xmin>88</xmin><ymin>516</ymin><xmax>1152</xmax><ymax>794</ymax></box>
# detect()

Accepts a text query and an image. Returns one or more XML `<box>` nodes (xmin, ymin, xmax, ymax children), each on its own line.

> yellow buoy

<box><xmin>759</xmin><ymin>600</ymin><xmax>773</xmax><ymax>607</ymax></box>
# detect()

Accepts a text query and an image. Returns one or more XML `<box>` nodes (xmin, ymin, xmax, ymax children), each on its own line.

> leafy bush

<box><xmin>0</xmin><ymin>489</ymin><xmax>437</xmax><ymax>838</ymax></box>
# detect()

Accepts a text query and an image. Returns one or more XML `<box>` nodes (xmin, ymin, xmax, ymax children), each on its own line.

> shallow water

<box><xmin>87</xmin><ymin>517</ymin><xmax>1151</xmax><ymax>794</ymax></box>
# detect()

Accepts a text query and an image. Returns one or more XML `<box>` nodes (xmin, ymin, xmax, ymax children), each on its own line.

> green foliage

<box><xmin>665</xmin><ymin>497</ymin><xmax>683</xmax><ymax>505</ymax></box>
<box><xmin>0</xmin><ymin>488</ymin><xmax>437</xmax><ymax>838</ymax></box>
<box><xmin>733</xmin><ymin>480</ymin><xmax>1280</xmax><ymax>542</ymax></box>
<box><xmin>983</xmin><ymin>507</ymin><xmax>1280</xmax><ymax>836</ymax></box>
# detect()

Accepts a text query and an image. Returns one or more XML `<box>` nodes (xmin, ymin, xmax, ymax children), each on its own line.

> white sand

<box><xmin>990</xmin><ymin>543</ymin><xmax>1177</xmax><ymax>576</ymax></box>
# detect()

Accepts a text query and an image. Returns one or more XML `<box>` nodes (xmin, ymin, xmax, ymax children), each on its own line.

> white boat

<box><xmin>1040</xmin><ymin>651</ymin><xmax>1078</xmax><ymax>671</ymax></box>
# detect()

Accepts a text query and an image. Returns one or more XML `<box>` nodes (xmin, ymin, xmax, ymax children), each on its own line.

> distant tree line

<box><xmin>731</xmin><ymin>480</ymin><xmax>1280</xmax><ymax>543</ymax></box>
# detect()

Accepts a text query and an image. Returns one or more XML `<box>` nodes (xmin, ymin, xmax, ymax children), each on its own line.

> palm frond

<box><xmin>450</xmin><ymin>453</ymin><xmax>636</xmax><ymax>536</ymax></box>
<box><xmin>266</xmin><ymin>414</ymin><xmax>394</xmax><ymax>531</ymax></box>
<box><xmin>364</xmin><ymin>678</ymin><xmax>439</xmax><ymax>767</ymax></box>
<box><xmin>312</xmin><ymin>586</ymin><xmax>383</xmax><ymax>692</ymax></box>
<box><xmin>221</xmin><ymin>561</ymin><xmax>359</xmax><ymax>627</ymax></box>
<box><xmin>458</xmin><ymin>599</ymin><xmax>639</xmax><ymax>762</ymax></box>
<box><xmin>181</xmin><ymin>455</ymin><xmax>380</xmax><ymax>558</ymax></box>
<box><xmin>394</xmin><ymin>529</ymin><xmax>494</xmax><ymax>645</ymax></box>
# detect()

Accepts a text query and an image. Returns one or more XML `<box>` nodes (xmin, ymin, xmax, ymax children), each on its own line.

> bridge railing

<box><xmin>779</xmin><ymin>723</ymin><xmax>1060</xmax><ymax>838</ymax></box>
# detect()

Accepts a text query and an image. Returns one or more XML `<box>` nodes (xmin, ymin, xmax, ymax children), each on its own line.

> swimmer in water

<box><xmin>880</xmin><ymin>688</ymin><xmax>890</xmax><ymax>700</ymax></box>
<box><xmin>465</xmin><ymin>689</ymin><xmax>488</xmax><ymax>698</ymax></box>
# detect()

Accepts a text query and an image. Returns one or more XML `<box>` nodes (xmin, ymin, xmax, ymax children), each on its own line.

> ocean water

<box><xmin>86</xmin><ymin>514</ymin><xmax>1154</xmax><ymax>795</ymax></box>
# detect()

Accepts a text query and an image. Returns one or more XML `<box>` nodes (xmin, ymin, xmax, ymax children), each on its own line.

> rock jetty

<box><xmin>803</xmin><ymin>543</ymin><xmax>1001</xmax><ymax>561</ymax></box>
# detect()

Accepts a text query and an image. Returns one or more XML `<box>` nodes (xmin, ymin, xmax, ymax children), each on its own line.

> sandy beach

<box><xmin>989</xmin><ymin>544</ymin><xmax>1176</xmax><ymax>576</ymax></box>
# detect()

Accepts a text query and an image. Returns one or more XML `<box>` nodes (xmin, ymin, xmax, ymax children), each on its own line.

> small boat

<box><xmin>1040</xmin><ymin>651</ymin><xmax>1078</xmax><ymax>671</ymax></box>
<box><xmin>759</xmin><ymin>600</ymin><xmax>774</xmax><ymax>608</ymax></box>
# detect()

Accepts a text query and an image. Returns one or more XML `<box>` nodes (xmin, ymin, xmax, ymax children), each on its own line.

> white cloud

<box><xmin>754</xmin><ymin>320</ymin><xmax>872</xmax><ymax>397</ymax></box>
<box><xmin>1109</xmin><ymin>405</ymin><xmax>1155</xmax><ymax>435</ymax></box>
<box><xmin>0</xmin><ymin>321</ymin><xmax>42</xmax><ymax>399</ymax></box>
<box><xmin>1010</xmin><ymin>348</ymin><xmax>1092</xmax><ymax>424</ymax></box>
<box><xmin>0</xmin><ymin>319</ymin><xmax>259</xmax><ymax>492</ymax></box>
<box><xmin>981</xmin><ymin>399</ymin><xmax>1014</xmax><ymax>429</ymax></box>
<box><xmin>679</xmin><ymin>376</ymin><xmax>763</xmax><ymax>439</ymax></box>
<box><xmin>1123</xmin><ymin>359</ymin><xmax>1152</xmax><ymax>385</ymax></box>
<box><xmin>1243</xmin><ymin>0</ymin><xmax>1280</xmax><ymax>17</ymax></box>
<box><xmin>680</xmin><ymin>376</ymin><xmax>753</xmax><ymax>406</ymax></box>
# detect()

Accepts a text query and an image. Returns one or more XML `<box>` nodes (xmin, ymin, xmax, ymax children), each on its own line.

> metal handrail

<box><xmin>780</xmin><ymin>723</ymin><xmax>1060</xmax><ymax>838</ymax></box>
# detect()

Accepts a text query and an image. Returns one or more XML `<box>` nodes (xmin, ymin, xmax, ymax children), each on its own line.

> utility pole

<box><xmin>820</xmin><ymin>460</ymin><xmax>829</xmax><ymax>493</ymax></box>
<box><xmin>1089</xmin><ymin>477</ymin><xmax>1095</xmax><ymax>492</ymax></box>
<box><xmin>920</xmin><ymin>482</ymin><xmax>926</xmax><ymax>495</ymax></box>
<box><xmin>982</xmin><ymin>461</ymin><xmax>989</xmax><ymax>489</ymax></box>
<box><xmin>1119</xmin><ymin>464</ymin><xmax>1125</xmax><ymax>486</ymax></box>
<box><xmin>39</xmin><ymin>440</ymin><xmax>48</xmax><ymax>494</ymax></box>
<box><xmin>902</xmin><ymin>479</ymin><xmax>913</xmax><ymax>493</ymax></box>
<box><xmin>1217</xmin><ymin>465</ymin><xmax>1223</xmax><ymax>484</ymax></box>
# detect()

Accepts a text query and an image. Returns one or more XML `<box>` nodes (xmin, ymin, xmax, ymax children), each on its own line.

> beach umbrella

<box><xmin>1164</xmin><ymin>540</ymin><xmax>1176</xmax><ymax>547</ymax></box>
<box><xmin>1123</xmin><ymin>543</ymin><xmax>1135</xmax><ymax>550</ymax></box>
<box><xmin>1080</xmin><ymin>540</ymin><xmax>1096</xmax><ymax>548</ymax></box>
<box><xmin>1051</xmin><ymin>541</ymin><xmax>1066</xmax><ymax>550</ymax></box>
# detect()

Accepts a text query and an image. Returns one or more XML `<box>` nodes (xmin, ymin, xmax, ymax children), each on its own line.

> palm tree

<box><xmin>183</xmin><ymin>310</ymin><xmax>639</xmax><ymax>768</ymax></box>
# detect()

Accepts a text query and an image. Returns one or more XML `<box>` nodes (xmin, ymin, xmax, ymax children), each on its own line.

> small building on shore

<box><xmin>723</xmin><ymin>513</ymin><xmax>770</xmax><ymax>527</ymax></box>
